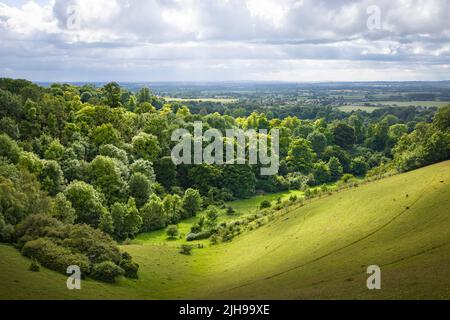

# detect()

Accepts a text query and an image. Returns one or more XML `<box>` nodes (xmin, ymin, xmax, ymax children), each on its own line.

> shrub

<box><xmin>186</xmin><ymin>230</ymin><xmax>212</xmax><ymax>241</ymax></box>
<box><xmin>0</xmin><ymin>215</ymin><xmax>14</xmax><ymax>243</ymax></box>
<box><xmin>179</xmin><ymin>244</ymin><xmax>193</xmax><ymax>255</ymax></box>
<box><xmin>91</xmin><ymin>261</ymin><xmax>124</xmax><ymax>283</ymax></box>
<box><xmin>209</xmin><ymin>234</ymin><xmax>219</xmax><ymax>245</ymax></box>
<box><xmin>260</xmin><ymin>200</ymin><xmax>271</xmax><ymax>209</ymax></box>
<box><xmin>340</xmin><ymin>173</ymin><xmax>355</xmax><ymax>183</ymax></box>
<box><xmin>62</xmin><ymin>224</ymin><xmax>122</xmax><ymax>265</ymax></box>
<box><xmin>225</xmin><ymin>206</ymin><xmax>235</xmax><ymax>216</ymax></box>
<box><xmin>166</xmin><ymin>225</ymin><xmax>179</xmax><ymax>239</ymax></box>
<box><xmin>29</xmin><ymin>259</ymin><xmax>40</xmax><ymax>272</ymax></box>
<box><xmin>120</xmin><ymin>259</ymin><xmax>139</xmax><ymax>279</ymax></box>
<box><xmin>22</xmin><ymin>238</ymin><xmax>90</xmax><ymax>275</ymax></box>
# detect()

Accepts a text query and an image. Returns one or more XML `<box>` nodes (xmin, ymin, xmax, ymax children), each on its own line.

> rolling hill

<box><xmin>1</xmin><ymin>161</ymin><xmax>449</xmax><ymax>299</ymax></box>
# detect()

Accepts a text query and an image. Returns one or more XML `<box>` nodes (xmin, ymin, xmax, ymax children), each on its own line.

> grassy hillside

<box><xmin>1</xmin><ymin>161</ymin><xmax>449</xmax><ymax>299</ymax></box>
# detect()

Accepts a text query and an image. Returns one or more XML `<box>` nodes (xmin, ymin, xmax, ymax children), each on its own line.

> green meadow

<box><xmin>1</xmin><ymin>161</ymin><xmax>449</xmax><ymax>299</ymax></box>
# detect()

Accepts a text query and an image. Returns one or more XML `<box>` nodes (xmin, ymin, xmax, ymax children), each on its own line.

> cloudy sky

<box><xmin>0</xmin><ymin>0</ymin><xmax>449</xmax><ymax>82</ymax></box>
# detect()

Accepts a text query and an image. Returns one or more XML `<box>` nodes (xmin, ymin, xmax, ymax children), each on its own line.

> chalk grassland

<box><xmin>0</xmin><ymin>161</ymin><xmax>449</xmax><ymax>299</ymax></box>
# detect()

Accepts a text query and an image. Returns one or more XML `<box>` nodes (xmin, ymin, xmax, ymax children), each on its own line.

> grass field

<box><xmin>1</xmin><ymin>161</ymin><xmax>449</xmax><ymax>299</ymax></box>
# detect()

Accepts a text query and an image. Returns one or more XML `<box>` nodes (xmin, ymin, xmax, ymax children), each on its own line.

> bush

<box><xmin>210</xmin><ymin>234</ymin><xmax>219</xmax><ymax>245</ymax></box>
<box><xmin>186</xmin><ymin>230</ymin><xmax>212</xmax><ymax>241</ymax></box>
<box><xmin>259</xmin><ymin>200</ymin><xmax>271</xmax><ymax>209</ymax></box>
<box><xmin>119</xmin><ymin>259</ymin><xmax>139</xmax><ymax>279</ymax></box>
<box><xmin>62</xmin><ymin>224</ymin><xmax>122</xmax><ymax>265</ymax></box>
<box><xmin>91</xmin><ymin>261</ymin><xmax>124</xmax><ymax>283</ymax></box>
<box><xmin>225</xmin><ymin>206</ymin><xmax>235</xmax><ymax>216</ymax></box>
<box><xmin>179</xmin><ymin>244</ymin><xmax>193</xmax><ymax>255</ymax></box>
<box><xmin>166</xmin><ymin>225</ymin><xmax>179</xmax><ymax>239</ymax></box>
<box><xmin>0</xmin><ymin>215</ymin><xmax>14</xmax><ymax>243</ymax></box>
<box><xmin>22</xmin><ymin>238</ymin><xmax>90</xmax><ymax>275</ymax></box>
<box><xmin>29</xmin><ymin>259</ymin><xmax>40</xmax><ymax>272</ymax></box>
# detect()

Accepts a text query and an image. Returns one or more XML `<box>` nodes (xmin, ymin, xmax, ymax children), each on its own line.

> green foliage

<box><xmin>166</xmin><ymin>225</ymin><xmax>179</xmax><ymax>239</ymax></box>
<box><xmin>129</xmin><ymin>172</ymin><xmax>152</xmax><ymax>207</ymax></box>
<box><xmin>328</xmin><ymin>157</ymin><xmax>343</xmax><ymax>181</ymax></box>
<box><xmin>0</xmin><ymin>133</ymin><xmax>20</xmax><ymax>164</ymax></box>
<box><xmin>154</xmin><ymin>156</ymin><xmax>176</xmax><ymax>189</ymax></box>
<box><xmin>163</xmin><ymin>194</ymin><xmax>183</xmax><ymax>224</ymax></box>
<box><xmin>39</xmin><ymin>160</ymin><xmax>65</xmax><ymax>196</ymax></box>
<box><xmin>350</xmin><ymin>157</ymin><xmax>368</xmax><ymax>176</ymax></box>
<box><xmin>51</xmin><ymin>193</ymin><xmax>76</xmax><ymax>224</ymax></box>
<box><xmin>119</xmin><ymin>258</ymin><xmax>139</xmax><ymax>279</ymax></box>
<box><xmin>99</xmin><ymin>144</ymin><xmax>128</xmax><ymax>164</ymax></box>
<box><xmin>91</xmin><ymin>261</ymin><xmax>124</xmax><ymax>283</ymax></box>
<box><xmin>18</xmin><ymin>152</ymin><xmax>43</xmax><ymax>174</ymax></box>
<box><xmin>312</xmin><ymin>161</ymin><xmax>330</xmax><ymax>184</ymax></box>
<box><xmin>132</xmin><ymin>132</ymin><xmax>161</xmax><ymax>162</ymax></box>
<box><xmin>182</xmin><ymin>188</ymin><xmax>202</xmax><ymax>218</ymax></box>
<box><xmin>286</xmin><ymin>138</ymin><xmax>315</xmax><ymax>173</ymax></box>
<box><xmin>222</xmin><ymin>165</ymin><xmax>256</xmax><ymax>198</ymax></box>
<box><xmin>22</xmin><ymin>238</ymin><xmax>91</xmax><ymax>275</ymax></box>
<box><xmin>432</xmin><ymin>106</ymin><xmax>450</xmax><ymax>132</ymax></box>
<box><xmin>187</xmin><ymin>164</ymin><xmax>222</xmax><ymax>195</ymax></box>
<box><xmin>179</xmin><ymin>244</ymin><xmax>193</xmax><ymax>255</ymax></box>
<box><xmin>44</xmin><ymin>139</ymin><xmax>65</xmax><ymax>161</ymax></box>
<box><xmin>332</xmin><ymin>123</ymin><xmax>355</xmax><ymax>150</ymax></box>
<box><xmin>130</xmin><ymin>159</ymin><xmax>155</xmax><ymax>182</ymax></box>
<box><xmin>102</xmin><ymin>82</ymin><xmax>122</xmax><ymax>108</ymax></box>
<box><xmin>15</xmin><ymin>213</ymin><xmax>138</xmax><ymax>282</ymax></box>
<box><xmin>29</xmin><ymin>258</ymin><xmax>40</xmax><ymax>272</ymax></box>
<box><xmin>88</xmin><ymin>156</ymin><xmax>128</xmax><ymax>203</ymax></box>
<box><xmin>140</xmin><ymin>194</ymin><xmax>166</xmax><ymax>232</ymax></box>
<box><xmin>0</xmin><ymin>214</ymin><xmax>14</xmax><ymax>243</ymax></box>
<box><xmin>91</xmin><ymin>123</ymin><xmax>121</xmax><ymax>147</ymax></box>
<box><xmin>393</xmin><ymin>123</ymin><xmax>450</xmax><ymax>172</ymax></box>
<box><xmin>0</xmin><ymin>117</ymin><xmax>20</xmax><ymax>139</ymax></box>
<box><xmin>110</xmin><ymin>199</ymin><xmax>143</xmax><ymax>240</ymax></box>
<box><xmin>64</xmin><ymin>180</ymin><xmax>108</xmax><ymax>227</ymax></box>
<box><xmin>259</xmin><ymin>200</ymin><xmax>271</xmax><ymax>209</ymax></box>
<box><xmin>307</xmin><ymin>131</ymin><xmax>327</xmax><ymax>155</ymax></box>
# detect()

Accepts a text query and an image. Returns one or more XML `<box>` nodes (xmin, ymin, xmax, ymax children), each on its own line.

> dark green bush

<box><xmin>119</xmin><ymin>259</ymin><xmax>139</xmax><ymax>279</ymax></box>
<box><xmin>29</xmin><ymin>258</ymin><xmax>40</xmax><ymax>272</ymax></box>
<box><xmin>179</xmin><ymin>244</ymin><xmax>193</xmax><ymax>255</ymax></box>
<box><xmin>62</xmin><ymin>224</ymin><xmax>122</xmax><ymax>265</ymax></box>
<box><xmin>166</xmin><ymin>225</ymin><xmax>179</xmax><ymax>239</ymax></box>
<box><xmin>91</xmin><ymin>261</ymin><xmax>124</xmax><ymax>283</ymax></box>
<box><xmin>259</xmin><ymin>200</ymin><xmax>271</xmax><ymax>209</ymax></box>
<box><xmin>22</xmin><ymin>238</ymin><xmax>90</xmax><ymax>275</ymax></box>
<box><xmin>186</xmin><ymin>230</ymin><xmax>212</xmax><ymax>241</ymax></box>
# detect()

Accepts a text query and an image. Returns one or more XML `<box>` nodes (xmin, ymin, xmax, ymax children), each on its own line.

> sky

<box><xmin>0</xmin><ymin>0</ymin><xmax>450</xmax><ymax>82</ymax></box>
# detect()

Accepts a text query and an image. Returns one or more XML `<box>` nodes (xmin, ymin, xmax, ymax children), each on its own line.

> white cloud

<box><xmin>0</xmin><ymin>0</ymin><xmax>449</xmax><ymax>81</ymax></box>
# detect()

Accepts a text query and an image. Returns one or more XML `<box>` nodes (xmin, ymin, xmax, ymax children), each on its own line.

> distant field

<box><xmin>339</xmin><ymin>101</ymin><xmax>450</xmax><ymax>113</ymax></box>
<box><xmin>375</xmin><ymin>101</ymin><xmax>450</xmax><ymax>108</ymax></box>
<box><xmin>1</xmin><ymin>161</ymin><xmax>449</xmax><ymax>299</ymax></box>
<box><xmin>338</xmin><ymin>105</ymin><xmax>381</xmax><ymax>113</ymax></box>
<box><xmin>163</xmin><ymin>97</ymin><xmax>238</xmax><ymax>103</ymax></box>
